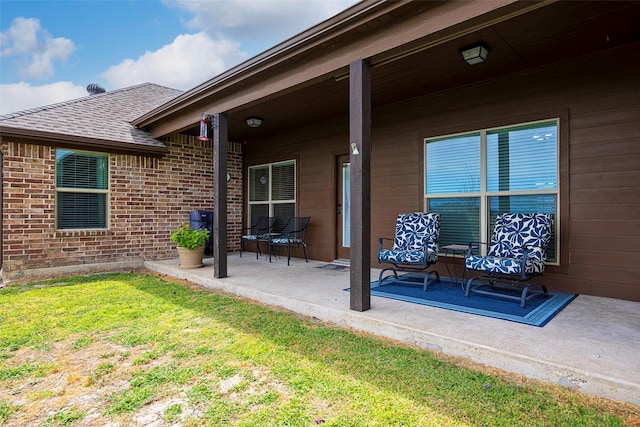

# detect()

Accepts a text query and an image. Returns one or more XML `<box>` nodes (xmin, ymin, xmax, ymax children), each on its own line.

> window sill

<box><xmin>55</xmin><ymin>229</ymin><xmax>112</xmax><ymax>238</ymax></box>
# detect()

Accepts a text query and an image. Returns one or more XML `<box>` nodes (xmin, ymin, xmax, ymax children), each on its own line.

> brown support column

<box><xmin>349</xmin><ymin>59</ymin><xmax>371</xmax><ymax>312</ymax></box>
<box><xmin>213</xmin><ymin>113</ymin><xmax>228</xmax><ymax>278</ymax></box>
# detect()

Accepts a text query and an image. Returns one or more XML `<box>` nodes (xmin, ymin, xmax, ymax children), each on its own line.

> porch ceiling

<box><xmin>183</xmin><ymin>1</ymin><xmax>640</xmax><ymax>142</ymax></box>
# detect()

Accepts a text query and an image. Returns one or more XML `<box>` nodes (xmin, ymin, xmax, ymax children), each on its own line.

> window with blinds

<box><xmin>425</xmin><ymin>120</ymin><xmax>558</xmax><ymax>262</ymax></box>
<box><xmin>56</xmin><ymin>149</ymin><xmax>109</xmax><ymax>229</ymax></box>
<box><xmin>248</xmin><ymin>160</ymin><xmax>296</xmax><ymax>228</ymax></box>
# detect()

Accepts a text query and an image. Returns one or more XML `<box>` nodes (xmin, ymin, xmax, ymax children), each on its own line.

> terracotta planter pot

<box><xmin>177</xmin><ymin>246</ymin><xmax>205</xmax><ymax>269</ymax></box>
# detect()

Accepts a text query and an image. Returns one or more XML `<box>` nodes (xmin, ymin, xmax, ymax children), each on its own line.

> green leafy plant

<box><xmin>170</xmin><ymin>223</ymin><xmax>209</xmax><ymax>250</ymax></box>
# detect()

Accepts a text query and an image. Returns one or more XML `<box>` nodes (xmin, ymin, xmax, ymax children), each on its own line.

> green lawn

<box><xmin>0</xmin><ymin>272</ymin><xmax>637</xmax><ymax>426</ymax></box>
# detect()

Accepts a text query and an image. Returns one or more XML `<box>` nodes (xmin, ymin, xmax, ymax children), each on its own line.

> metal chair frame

<box><xmin>464</xmin><ymin>213</ymin><xmax>553</xmax><ymax>308</ymax></box>
<box><xmin>377</xmin><ymin>213</ymin><xmax>441</xmax><ymax>291</ymax></box>
<box><xmin>268</xmin><ymin>216</ymin><xmax>311</xmax><ymax>265</ymax></box>
<box><xmin>239</xmin><ymin>216</ymin><xmax>276</xmax><ymax>259</ymax></box>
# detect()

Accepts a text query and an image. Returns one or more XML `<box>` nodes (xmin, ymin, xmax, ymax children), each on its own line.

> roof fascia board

<box><xmin>0</xmin><ymin>126</ymin><xmax>168</xmax><ymax>156</ymax></box>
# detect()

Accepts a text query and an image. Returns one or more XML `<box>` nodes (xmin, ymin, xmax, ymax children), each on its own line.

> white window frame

<box><xmin>424</xmin><ymin>119</ymin><xmax>560</xmax><ymax>264</ymax></box>
<box><xmin>247</xmin><ymin>159</ymin><xmax>296</xmax><ymax>225</ymax></box>
<box><xmin>55</xmin><ymin>149</ymin><xmax>110</xmax><ymax>230</ymax></box>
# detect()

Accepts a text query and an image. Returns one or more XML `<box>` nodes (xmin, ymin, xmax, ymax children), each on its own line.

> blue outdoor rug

<box><xmin>351</xmin><ymin>275</ymin><xmax>577</xmax><ymax>327</ymax></box>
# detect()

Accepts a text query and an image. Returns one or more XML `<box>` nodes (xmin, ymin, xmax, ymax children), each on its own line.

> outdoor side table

<box><xmin>441</xmin><ymin>244</ymin><xmax>475</xmax><ymax>290</ymax></box>
<box><xmin>260</xmin><ymin>233</ymin><xmax>281</xmax><ymax>262</ymax></box>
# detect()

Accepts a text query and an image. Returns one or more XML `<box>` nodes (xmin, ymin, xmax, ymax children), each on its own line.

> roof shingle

<box><xmin>0</xmin><ymin>83</ymin><xmax>182</xmax><ymax>153</ymax></box>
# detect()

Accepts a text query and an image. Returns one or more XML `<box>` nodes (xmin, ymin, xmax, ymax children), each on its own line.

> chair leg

<box><xmin>286</xmin><ymin>242</ymin><xmax>291</xmax><ymax>266</ymax></box>
<box><xmin>255</xmin><ymin>238</ymin><xmax>260</xmax><ymax>259</ymax></box>
<box><xmin>377</xmin><ymin>267</ymin><xmax>398</xmax><ymax>286</ymax></box>
<box><xmin>464</xmin><ymin>276</ymin><xmax>476</xmax><ymax>297</ymax></box>
<box><xmin>422</xmin><ymin>270</ymin><xmax>440</xmax><ymax>291</ymax></box>
<box><xmin>240</xmin><ymin>239</ymin><xmax>243</xmax><ymax>258</ymax></box>
<box><xmin>302</xmin><ymin>243</ymin><xmax>308</xmax><ymax>262</ymax></box>
<box><xmin>520</xmin><ymin>283</ymin><xmax>549</xmax><ymax>308</ymax></box>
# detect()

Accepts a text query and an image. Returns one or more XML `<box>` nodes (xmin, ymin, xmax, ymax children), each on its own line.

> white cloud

<box><xmin>101</xmin><ymin>32</ymin><xmax>246</xmax><ymax>90</ymax></box>
<box><xmin>1</xmin><ymin>1</ymin><xmax>359</xmax><ymax>113</ymax></box>
<box><xmin>164</xmin><ymin>0</ymin><xmax>359</xmax><ymax>42</ymax></box>
<box><xmin>0</xmin><ymin>81</ymin><xmax>87</xmax><ymax>115</ymax></box>
<box><xmin>0</xmin><ymin>17</ymin><xmax>75</xmax><ymax>80</ymax></box>
<box><xmin>99</xmin><ymin>0</ymin><xmax>358</xmax><ymax>91</ymax></box>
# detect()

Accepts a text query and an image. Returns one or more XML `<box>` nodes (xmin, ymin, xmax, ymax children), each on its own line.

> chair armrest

<box><xmin>466</xmin><ymin>241</ymin><xmax>487</xmax><ymax>257</ymax></box>
<box><xmin>378</xmin><ymin>237</ymin><xmax>393</xmax><ymax>251</ymax></box>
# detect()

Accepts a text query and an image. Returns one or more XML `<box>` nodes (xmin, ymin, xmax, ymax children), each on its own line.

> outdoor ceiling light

<box><xmin>198</xmin><ymin>113</ymin><xmax>217</xmax><ymax>141</ymax></box>
<box><xmin>459</xmin><ymin>43</ymin><xmax>490</xmax><ymax>65</ymax></box>
<box><xmin>245</xmin><ymin>116</ymin><xmax>263</xmax><ymax>128</ymax></box>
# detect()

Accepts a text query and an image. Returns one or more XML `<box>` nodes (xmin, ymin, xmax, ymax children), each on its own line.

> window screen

<box><xmin>56</xmin><ymin>149</ymin><xmax>109</xmax><ymax>229</ymax></box>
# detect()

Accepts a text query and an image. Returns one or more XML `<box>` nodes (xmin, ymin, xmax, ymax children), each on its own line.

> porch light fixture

<box><xmin>198</xmin><ymin>113</ymin><xmax>217</xmax><ymax>141</ymax></box>
<box><xmin>245</xmin><ymin>116</ymin><xmax>263</xmax><ymax>128</ymax></box>
<box><xmin>459</xmin><ymin>43</ymin><xmax>490</xmax><ymax>65</ymax></box>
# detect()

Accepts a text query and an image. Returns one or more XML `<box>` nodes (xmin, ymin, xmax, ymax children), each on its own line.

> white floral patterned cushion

<box><xmin>378</xmin><ymin>213</ymin><xmax>440</xmax><ymax>265</ymax></box>
<box><xmin>465</xmin><ymin>213</ymin><xmax>553</xmax><ymax>275</ymax></box>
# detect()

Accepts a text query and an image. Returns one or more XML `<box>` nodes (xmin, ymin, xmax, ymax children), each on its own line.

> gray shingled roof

<box><xmin>0</xmin><ymin>83</ymin><xmax>182</xmax><ymax>153</ymax></box>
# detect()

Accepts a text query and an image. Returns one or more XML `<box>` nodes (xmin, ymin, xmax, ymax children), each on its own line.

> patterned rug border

<box><xmin>346</xmin><ymin>277</ymin><xmax>577</xmax><ymax>327</ymax></box>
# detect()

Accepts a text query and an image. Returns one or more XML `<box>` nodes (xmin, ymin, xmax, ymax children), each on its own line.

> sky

<box><xmin>0</xmin><ymin>0</ymin><xmax>359</xmax><ymax>115</ymax></box>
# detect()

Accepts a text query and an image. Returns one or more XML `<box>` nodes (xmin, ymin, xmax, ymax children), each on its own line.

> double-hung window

<box><xmin>425</xmin><ymin>120</ymin><xmax>558</xmax><ymax>262</ymax></box>
<box><xmin>248</xmin><ymin>160</ymin><xmax>296</xmax><ymax>228</ymax></box>
<box><xmin>56</xmin><ymin>149</ymin><xmax>109</xmax><ymax>229</ymax></box>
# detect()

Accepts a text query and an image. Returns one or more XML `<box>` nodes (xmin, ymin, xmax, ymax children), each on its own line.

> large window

<box><xmin>248</xmin><ymin>160</ymin><xmax>296</xmax><ymax>228</ymax></box>
<box><xmin>56</xmin><ymin>149</ymin><xmax>109</xmax><ymax>229</ymax></box>
<box><xmin>425</xmin><ymin>120</ymin><xmax>558</xmax><ymax>262</ymax></box>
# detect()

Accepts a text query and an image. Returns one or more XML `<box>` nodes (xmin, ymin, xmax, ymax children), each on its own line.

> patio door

<box><xmin>336</xmin><ymin>155</ymin><xmax>350</xmax><ymax>260</ymax></box>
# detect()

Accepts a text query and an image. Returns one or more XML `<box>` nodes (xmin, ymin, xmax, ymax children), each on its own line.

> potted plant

<box><xmin>170</xmin><ymin>223</ymin><xmax>210</xmax><ymax>269</ymax></box>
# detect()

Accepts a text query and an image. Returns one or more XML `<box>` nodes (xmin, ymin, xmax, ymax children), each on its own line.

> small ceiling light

<box><xmin>459</xmin><ymin>43</ymin><xmax>490</xmax><ymax>65</ymax></box>
<box><xmin>245</xmin><ymin>116</ymin><xmax>263</xmax><ymax>128</ymax></box>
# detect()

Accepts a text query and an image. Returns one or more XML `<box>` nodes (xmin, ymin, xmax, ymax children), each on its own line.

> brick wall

<box><xmin>1</xmin><ymin>134</ymin><xmax>243</xmax><ymax>277</ymax></box>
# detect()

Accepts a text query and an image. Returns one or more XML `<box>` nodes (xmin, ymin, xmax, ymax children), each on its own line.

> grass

<box><xmin>0</xmin><ymin>272</ymin><xmax>637</xmax><ymax>426</ymax></box>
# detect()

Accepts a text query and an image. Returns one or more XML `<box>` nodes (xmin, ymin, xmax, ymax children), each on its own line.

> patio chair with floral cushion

<box><xmin>240</xmin><ymin>216</ymin><xmax>276</xmax><ymax>259</ymax></box>
<box><xmin>464</xmin><ymin>213</ymin><xmax>554</xmax><ymax>308</ymax></box>
<box><xmin>268</xmin><ymin>216</ymin><xmax>310</xmax><ymax>265</ymax></box>
<box><xmin>377</xmin><ymin>212</ymin><xmax>441</xmax><ymax>291</ymax></box>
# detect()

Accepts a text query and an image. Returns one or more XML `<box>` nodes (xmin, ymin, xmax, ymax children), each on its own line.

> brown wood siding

<box><xmin>246</xmin><ymin>43</ymin><xmax>640</xmax><ymax>301</ymax></box>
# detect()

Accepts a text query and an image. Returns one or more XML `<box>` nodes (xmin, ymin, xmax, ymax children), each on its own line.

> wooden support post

<box><xmin>349</xmin><ymin>59</ymin><xmax>371</xmax><ymax>312</ymax></box>
<box><xmin>213</xmin><ymin>113</ymin><xmax>228</xmax><ymax>278</ymax></box>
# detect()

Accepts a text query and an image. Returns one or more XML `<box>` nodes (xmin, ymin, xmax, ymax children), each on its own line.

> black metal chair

<box><xmin>268</xmin><ymin>216</ymin><xmax>311</xmax><ymax>265</ymax></box>
<box><xmin>239</xmin><ymin>216</ymin><xmax>276</xmax><ymax>259</ymax></box>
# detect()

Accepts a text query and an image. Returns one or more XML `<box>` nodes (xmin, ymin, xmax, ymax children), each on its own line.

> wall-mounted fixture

<box><xmin>245</xmin><ymin>116</ymin><xmax>263</xmax><ymax>128</ymax></box>
<box><xmin>350</xmin><ymin>142</ymin><xmax>359</xmax><ymax>155</ymax></box>
<box><xmin>198</xmin><ymin>113</ymin><xmax>217</xmax><ymax>141</ymax></box>
<box><xmin>459</xmin><ymin>43</ymin><xmax>490</xmax><ymax>65</ymax></box>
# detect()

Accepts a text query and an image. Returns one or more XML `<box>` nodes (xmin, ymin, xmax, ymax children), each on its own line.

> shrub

<box><xmin>170</xmin><ymin>224</ymin><xmax>209</xmax><ymax>250</ymax></box>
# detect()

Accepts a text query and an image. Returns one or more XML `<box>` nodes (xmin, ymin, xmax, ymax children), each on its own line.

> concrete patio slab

<box><xmin>145</xmin><ymin>253</ymin><xmax>640</xmax><ymax>406</ymax></box>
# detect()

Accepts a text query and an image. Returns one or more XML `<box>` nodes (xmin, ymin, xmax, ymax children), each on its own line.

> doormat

<box><xmin>346</xmin><ymin>275</ymin><xmax>577</xmax><ymax>327</ymax></box>
<box><xmin>315</xmin><ymin>263</ymin><xmax>350</xmax><ymax>272</ymax></box>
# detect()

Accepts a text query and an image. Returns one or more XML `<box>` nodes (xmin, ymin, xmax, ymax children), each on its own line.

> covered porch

<box><xmin>145</xmin><ymin>254</ymin><xmax>640</xmax><ymax>406</ymax></box>
<box><xmin>137</xmin><ymin>0</ymin><xmax>640</xmax><ymax>307</ymax></box>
